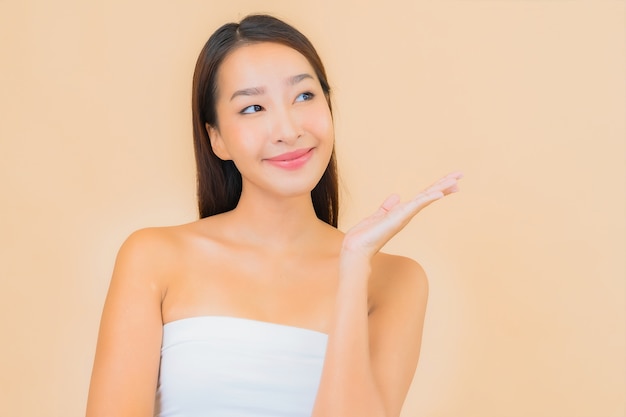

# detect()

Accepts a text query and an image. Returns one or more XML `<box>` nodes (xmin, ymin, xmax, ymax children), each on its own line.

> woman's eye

<box><xmin>240</xmin><ymin>104</ymin><xmax>263</xmax><ymax>114</ymax></box>
<box><xmin>295</xmin><ymin>92</ymin><xmax>314</xmax><ymax>102</ymax></box>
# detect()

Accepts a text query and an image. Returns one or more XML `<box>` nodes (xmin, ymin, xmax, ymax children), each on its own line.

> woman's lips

<box><xmin>265</xmin><ymin>147</ymin><xmax>314</xmax><ymax>170</ymax></box>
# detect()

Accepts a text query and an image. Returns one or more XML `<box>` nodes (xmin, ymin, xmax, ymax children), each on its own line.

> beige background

<box><xmin>1</xmin><ymin>1</ymin><xmax>624</xmax><ymax>416</ymax></box>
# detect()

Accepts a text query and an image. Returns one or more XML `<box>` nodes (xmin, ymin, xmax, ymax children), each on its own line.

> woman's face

<box><xmin>207</xmin><ymin>42</ymin><xmax>334</xmax><ymax>200</ymax></box>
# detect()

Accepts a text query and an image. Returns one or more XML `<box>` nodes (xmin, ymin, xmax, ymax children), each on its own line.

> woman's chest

<box><xmin>161</xmin><ymin>249</ymin><xmax>341</xmax><ymax>333</ymax></box>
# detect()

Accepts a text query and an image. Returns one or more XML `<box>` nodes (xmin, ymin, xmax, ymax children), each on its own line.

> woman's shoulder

<box><xmin>369</xmin><ymin>252</ymin><xmax>428</xmax><ymax>308</ymax></box>
<box><xmin>122</xmin><ymin>215</ymin><xmax>226</xmax><ymax>247</ymax></box>
<box><xmin>372</xmin><ymin>252</ymin><xmax>427</xmax><ymax>280</ymax></box>
<box><xmin>114</xmin><ymin>220</ymin><xmax>214</xmax><ymax>274</ymax></box>
<box><xmin>120</xmin><ymin>222</ymin><xmax>193</xmax><ymax>253</ymax></box>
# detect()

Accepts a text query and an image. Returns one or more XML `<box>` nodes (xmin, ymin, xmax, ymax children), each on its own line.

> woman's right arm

<box><xmin>86</xmin><ymin>229</ymin><xmax>170</xmax><ymax>417</ymax></box>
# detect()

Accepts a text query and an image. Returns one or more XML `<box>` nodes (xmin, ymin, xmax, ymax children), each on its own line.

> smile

<box><xmin>264</xmin><ymin>148</ymin><xmax>314</xmax><ymax>170</ymax></box>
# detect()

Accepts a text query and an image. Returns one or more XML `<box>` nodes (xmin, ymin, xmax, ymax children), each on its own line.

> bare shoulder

<box><xmin>116</xmin><ymin>227</ymin><xmax>179</xmax><ymax>269</ymax></box>
<box><xmin>118</xmin><ymin>225</ymin><xmax>186</xmax><ymax>260</ymax></box>
<box><xmin>112</xmin><ymin>222</ymin><xmax>203</xmax><ymax>292</ymax></box>
<box><xmin>368</xmin><ymin>252</ymin><xmax>428</xmax><ymax>313</ymax></box>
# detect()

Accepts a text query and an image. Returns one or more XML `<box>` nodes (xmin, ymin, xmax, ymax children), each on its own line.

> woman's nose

<box><xmin>270</xmin><ymin>108</ymin><xmax>301</xmax><ymax>144</ymax></box>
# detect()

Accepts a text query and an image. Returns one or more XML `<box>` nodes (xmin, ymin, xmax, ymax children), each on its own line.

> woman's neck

<box><xmin>220</xmin><ymin>188</ymin><xmax>330</xmax><ymax>251</ymax></box>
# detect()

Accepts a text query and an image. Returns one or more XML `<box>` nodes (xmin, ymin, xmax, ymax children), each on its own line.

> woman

<box><xmin>86</xmin><ymin>14</ymin><xmax>462</xmax><ymax>417</ymax></box>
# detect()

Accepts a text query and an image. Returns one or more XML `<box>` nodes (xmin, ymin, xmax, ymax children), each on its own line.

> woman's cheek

<box><xmin>234</xmin><ymin>124</ymin><xmax>263</xmax><ymax>154</ymax></box>
<box><xmin>309</xmin><ymin>105</ymin><xmax>334</xmax><ymax>139</ymax></box>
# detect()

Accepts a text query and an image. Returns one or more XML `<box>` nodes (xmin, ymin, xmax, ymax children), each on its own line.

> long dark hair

<box><xmin>191</xmin><ymin>14</ymin><xmax>339</xmax><ymax>227</ymax></box>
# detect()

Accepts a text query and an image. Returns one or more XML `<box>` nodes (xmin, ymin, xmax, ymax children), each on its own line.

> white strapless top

<box><xmin>154</xmin><ymin>316</ymin><xmax>328</xmax><ymax>417</ymax></box>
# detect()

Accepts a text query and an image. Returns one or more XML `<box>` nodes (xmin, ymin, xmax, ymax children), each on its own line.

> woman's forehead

<box><xmin>216</xmin><ymin>42</ymin><xmax>316</xmax><ymax>92</ymax></box>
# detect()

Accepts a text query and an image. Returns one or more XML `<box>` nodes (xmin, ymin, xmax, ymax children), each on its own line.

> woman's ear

<box><xmin>206</xmin><ymin>123</ymin><xmax>232</xmax><ymax>161</ymax></box>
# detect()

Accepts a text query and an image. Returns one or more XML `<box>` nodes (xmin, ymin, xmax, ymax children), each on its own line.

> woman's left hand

<box><xmin>341</xmin><ymin>171</ymin><xmax>463</xmax><ymax>263</ymax></box>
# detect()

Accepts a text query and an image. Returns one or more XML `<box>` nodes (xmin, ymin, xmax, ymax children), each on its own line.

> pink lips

<box><xmin>265</xmin><ymin>147</ymin><xmax>314</xmax><ymax>170</ymax></box>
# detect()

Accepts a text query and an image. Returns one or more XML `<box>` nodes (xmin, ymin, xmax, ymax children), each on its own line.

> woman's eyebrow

<box><xmin>288</xmin><ymin>73</ymin><xmax>314</xmax><ymax>85</ymax></box>
<box><xmin>230</xmin><ymin>86</ymin><xmax>265</xmax><ymax>101</ymax></box>
<box><xmin>229</xmin><ymin>74</ymin><xmax>314</xmax><ymax>101</ymax></box>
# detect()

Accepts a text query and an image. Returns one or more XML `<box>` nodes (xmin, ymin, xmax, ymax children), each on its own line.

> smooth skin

<box><xmin>86</xmin><ymin>42</ymin><xmax>462</xmax><ymax>417</ymax></box>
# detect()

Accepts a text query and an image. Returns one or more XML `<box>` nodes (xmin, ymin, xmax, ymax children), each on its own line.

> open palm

<box><xmin>342</xmin><ymin>172</ymin><xmax>463</xmax><ymax>261</ymax></box>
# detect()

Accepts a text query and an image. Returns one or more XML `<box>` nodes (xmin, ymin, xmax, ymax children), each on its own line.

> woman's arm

<box><xmin>86</xmin><ymin>229</ymin><xmax>171</xmax><ymax>417</ymax></box>
<box><xmin>312</xmin><ymin>172</ymin><xmax>462</xmax><ymax>417</ymax></box>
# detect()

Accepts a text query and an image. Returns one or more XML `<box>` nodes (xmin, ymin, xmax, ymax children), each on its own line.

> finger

<box><xmin>437</xmin><ymin>177</ymin><xmax>460</xmax><ymax>195</ymax></box>
<box><xmin>446</xmin><ymin>171</ymin><xmax>464</xmax><ymax>180</ymax></box>
<box><xmin>376</xmin><ymin>194</ymin><xmax>401</xmax><ymax>215</ymax></box>
<box><xmin>438</xmin><ymin>171</ymin><xmax>464</xmax><ymax>182</ymax></box>
<box><xmin>412</xmin><ymin>189</ymin><xmax>444</xmax><ymax>206</ymax></box>
<box><xmin>423</xmin><ymin>173</ymin><xmax>463</xmax><ymax>196</ymax></box>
